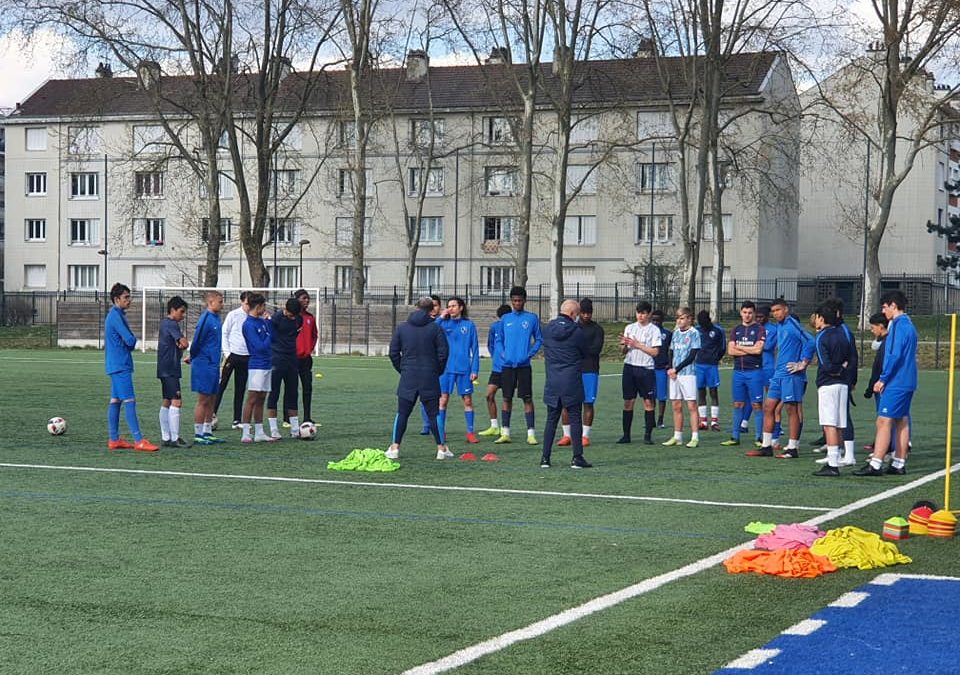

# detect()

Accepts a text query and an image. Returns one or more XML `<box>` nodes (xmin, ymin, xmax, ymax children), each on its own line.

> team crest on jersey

<box><xmin>460</xmin><ymin>325</ymin><xmax>468</xmax><ymax>334</ymax></box>
<box><xmin>522</xmin><ymin>320</ymin><xmax>529</xmax><ymax>329</ymax></box>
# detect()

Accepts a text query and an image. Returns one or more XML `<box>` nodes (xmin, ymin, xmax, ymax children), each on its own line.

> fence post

<box><xmin>614</xmin><ymin>283</ymin><xmax>619</xmax><ymax>321</ymax></box>
<box><xmin>936</xmin><ymin>313</ymin><xmax>942</xmax><ymax>369</ymax></box>
<box><xmin>365</xmin><ymin>304</ymin><xmax>370</xmax><ymax>356</ymax></box>
<box><xmin>331</xmin><ymin>297</ymin><xmax>337</xmax><ymax>355</ymax></box>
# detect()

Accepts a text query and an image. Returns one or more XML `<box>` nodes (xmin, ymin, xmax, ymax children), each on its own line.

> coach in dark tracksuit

<box><xmin>387</xmin><ymin>296</ymin><xmax>450</xmax><ymax>459</ymax></box>
<box><xmin>540</xmin><ymin>299</ymin><xmax>592</xmax><ymax>469</ymax></box>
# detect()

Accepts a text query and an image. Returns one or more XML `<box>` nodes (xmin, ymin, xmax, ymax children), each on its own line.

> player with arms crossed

<box><xmin>721</xmin><ymin>301</ymin><xmax>766</xmax><ymax>447</ymax></box>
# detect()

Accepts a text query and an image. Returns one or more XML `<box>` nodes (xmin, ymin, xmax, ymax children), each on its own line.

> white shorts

<box><xmin>248</xmin><ymin>368</ymin><xmax>272</xmax><ymax>392</ymax></box>
<box><xmin>669</xmin><ymin>374</ymin><xmax>698</xmax><ymax>401</ymax></box>
<box><xmin>817</xmin><ymin>383</ymin><xmax>848</xmax><ymax>428</ymax></box>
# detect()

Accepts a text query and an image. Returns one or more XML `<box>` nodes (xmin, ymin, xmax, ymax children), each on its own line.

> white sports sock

<box><xmin>843</xmin><ymin>440</ymin><xmax>855</xmax><ymax>461</ymax></box>
<box><xmin>892</xmin><ymin>456</ymin><xmax>906</xmax><ymax>469</ymax></box>
<box><xmin>787</xmin><ymin>438</ymin><xmax>799</xmax><ymax>450</ymax></box>
<box><xmin>159</xmin><ymin>407</ymin><xmax>171</xmax><ymax>441</ymax></box>
<box><xmin>241</xmin><ymin>423</ymin><xmax>251</xmax><ymax>438</ymax></box>
<box><xmin>583</xmin><ymin>425</ymin><xmax>592</xmax><ymax>438</ymax></box>
<box><xmin>710</xmin><ymin>406</ymin><xmax>719</xmax><ymax>421</ymax></box>
<box><xmin>169</xmin><ymin>406</ymin><xmax>181</xmax><ymax>441</ymax></box>
<box><xmin>691</xmin><ymin>431</ymin><xmax>700</xmax><ymax>441</ymax></box>
<box><xmin>203</xmin><ymin>422</ymin><xmax>212</xmax><ymax>435</ymax></box>
<box><xmin>698</xmin><ymin>406</ymin><xmax>707</xmax><ymax>419</ymax></box>
<box><xmin>562</xmin><ymin>424</ymin><xmax>571</xmax><ymax>437</ymax></box>
<box><xmin>826</xmin><ymin>445</ymin><xmax>841</xmax><ymax>468</ymax></box>
<box><xmin>762</xmin><ymin>432</ymin><xmax>773</xmax><ymax>446</ymax></box>
<box><xmin>501</xmin><ymin>426</ymin><xmax>510</xmax><ymax>436</ymax></box>
<box><xmin>489</xmin><ymin>419</ymin><xmax>499</xmax><ymax>429</ymax></box>
<box><xmin>290</xmin><ymin>416</ymin><xmax>299</xmax><ymax>430</ymax></box>
<box><xmin>195</xmin><ymin>423</ymin><xmax>203</xmax><ymax>436</ymax></box>
<box><xmin>674</xmin><ymin>431</ymin><xmax>683</xmax><ymax>441</ymax></box>
<box><xmin>268</xmin><ymin>417</ymin><xmax>279</xmax><ymax>433</ymax></box>
<box><xmin>527</xmin><ymin>427</ymin><xmax>535</xmax><ymax>437</ymax></box>
<box><xmin>255</xmin><ymin>423</ymin><xmax>265</xmax><ymax>436</ymax></box>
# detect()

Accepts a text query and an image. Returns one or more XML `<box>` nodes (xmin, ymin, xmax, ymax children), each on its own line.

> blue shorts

<box><xmin>440</xmin><ymin>372</ymin><xmax>474</xmax><ymax>396</ymax></box>
<box><xmin>762</xmin><ymin>367</ymin><xmax>775</xmax><ymax>388</ymax></box>
<box><xmin>582</xmin><ymin>372</ymin><xmax>599</xmax><ymax>404</ymax></box>
<box><xmin>655</xmin><ymin>369</ymin><xmax>669</xmax><ymax>401</ymax></box>
<box><xmin>767</xmin><ymin>375</ymin><xmax>805</xmax><ymax>403</ymax></box>
<box><xmin>878</xmin><ymin>388</ymin><xmax>913</xmax><ymax>419</ymax></box>
<box><xmin>732</xmin><ymin>369</ymin><xmax>765</xmax><ymax>405</ymax></box>
<box><xmin>696</xmin><ymin>363</ymin><xmax>720</xmax><ymax>389</ymax></box>
<box><xmin>191</xmin><ymin>363</ymin><xmax>219</xmax><ymax>395</ymax></box>
<box><xmin>110</xmin><ymin>372</ymin><xmax>135</xmax><ymax>400</ymax></box>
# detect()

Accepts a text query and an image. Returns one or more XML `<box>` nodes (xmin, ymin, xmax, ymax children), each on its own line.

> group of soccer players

<box><xmin>104</xmin><ymin>283</ymin><xmax>319</xmax><ymax>451</ymax></box>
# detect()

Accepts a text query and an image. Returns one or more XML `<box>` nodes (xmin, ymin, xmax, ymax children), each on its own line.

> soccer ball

<box><xmin>299</xmin><ymin>421</ymin><xmax>317</xmax><ymax>440</ymax></box>
<box><xmin>47</xmin><ymin>416</ymin><xmax>67</xmax><ymax>435</ymax></box>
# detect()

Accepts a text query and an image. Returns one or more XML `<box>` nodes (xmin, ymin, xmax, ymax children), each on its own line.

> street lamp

<box><xmin>97</xmin><ymin>248</ymin><xmax>108</xmax><ymax>301</ymax></box>
<box><xmin>298</xmin><ymin>239</ymin><xmax>310</xmax><ymax>287</ymax></box>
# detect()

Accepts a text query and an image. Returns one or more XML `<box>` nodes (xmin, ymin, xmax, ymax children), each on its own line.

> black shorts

<box><xmin>159</xmin><ymin>376</ymin><xmax>182</xmax><ymax>401</ymax></box>
<box><xmin>622</xmin><ymin>365</ymin><xmax>656</xmax><ymax>401</ymax></box>
<box><xmin>487</xmin><ymin>371</ymin><xmax>502</xmax><ymax>388</ymax></box>
<box><xmin>501</xmin><ymin>366</ymin><xmax>533</xmax><ymax>400</ymax></box>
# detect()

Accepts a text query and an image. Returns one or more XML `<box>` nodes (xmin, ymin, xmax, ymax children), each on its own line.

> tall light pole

<box><xmin>298</xmin><ymin>239</ymin><xmax>310</xmax><ymax>287</ymax></box>
<box><xmin>861</xmin><ymin>138</ymin><xmax>871</xmax><ymax>334</ymax></box>
<box><xmin>648</xmin><ymin>141</ymin><xmax>656</xmax><ymax>300</ymax></box>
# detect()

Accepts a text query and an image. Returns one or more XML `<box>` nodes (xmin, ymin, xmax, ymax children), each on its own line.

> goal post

<box><xmin>139</xmin><ymin>286</ymin><xmax>321</xmax><ymax>354</ymax></box>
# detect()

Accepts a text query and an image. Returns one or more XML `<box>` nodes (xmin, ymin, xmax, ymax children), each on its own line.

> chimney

<box><xmin>95</xmin><ymin>62</ymin><xmax>113</xmax><ymax>78</ymax></box>
<box><xmin>278</xmin><ymin>56</ymin><xmax>293</xmax><ymax>82</ymax></box>
<box><xmin>634</xmin><ymin>38</ymin><xmax>657</xmax><ymax>59</ymax></box>
<box><xmin>486</xmin><ymin>47</ymin><xmax>510</xmax><ymax>65</ymax></box>
<box><xmin>406</xmin><ymin>49</ymin><xmax>428</xmax><ymax>81</ymax></box>
<box><xmin>136</xmin><ymin>60</ymin><xmax>161</xmax><ymax>90</ymax></box>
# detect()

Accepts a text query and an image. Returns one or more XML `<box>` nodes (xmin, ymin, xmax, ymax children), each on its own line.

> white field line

<box><xmin>0</xmin><ymin>462</ymin><xmax>828</xmax><ymax>512</ymax></box>
<box><xmin>870</xmin><ymin>572</ymin><xmax>960</xmax><ymax>585</ymax></box>
<box><xmin>401</xmin><ymin>461</ymin><xmax>960</xmax><ymax>675</ymax></box>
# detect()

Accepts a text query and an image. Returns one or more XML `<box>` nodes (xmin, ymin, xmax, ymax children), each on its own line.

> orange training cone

<box><xmin>480</xmin><ymin>453</ymin><xmax>499</xmax><ymax>462</ymax></box>
<box><xmin>459</xmin><ymin>452</ymin><xmax>477</xmax><ymax>461</ymax></box>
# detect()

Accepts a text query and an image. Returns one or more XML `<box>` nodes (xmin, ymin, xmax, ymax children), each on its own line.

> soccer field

<box><xmin>0</xmin><ymin>349</ymin><xmax>956</xmax><ymax>674</ymax></box>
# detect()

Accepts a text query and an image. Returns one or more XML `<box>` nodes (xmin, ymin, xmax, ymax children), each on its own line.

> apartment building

<box><xmin>3</xmin><ymin>51</ymin><xmax>800</xmax><ymax>294</ymax></box>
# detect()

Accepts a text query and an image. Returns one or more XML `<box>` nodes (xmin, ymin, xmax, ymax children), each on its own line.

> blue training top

<box><xmin>438</xmin><ymin>316</ymin><xmax>480</xmax><ymax>375</ymax></box>
<box><xmin>761</xmin><ymin>321</ymin><xmax>778</xmax><ymax>371</ymax></box>
<box><xmin>773</xmin><ymin>314</ymin><xmax>815</xmax><ymax>377</ymax></box>
<box><xmin>487</xmin><ymin>319</ymin><xmax>505</xmax><ymax>373</ymax></box>
<box><xmin>105</xmin><ymin>305</ymin><xmax>137</xmax><ymax>375</ymax></box>
<box><xmin>731</xmin><ymin>323</ymin><xmax>766</xmax><ymax>371</ymax></box>
<box><xmin>653</xmin><ymin>325</ymin><xmax>672</xmax><ymax>369</ymax></box>
<box><xmin>243</xmin><ymin>316</ymin><xmax>273</xmax><ymax>370</ymax></box>
<box><xmin>695</xmin><ymin>324</ymin><xmax>726</xmax><ymax>364</ymax></box>
<box><xmin>500</xmin><ymin>309</ymin><xmax>543</xmax><ymax>368</ymax></box>
<box><xmin>879</xmin><ymin>313</ymin><xmax>918</xmax><ymax>391</ymax></box>
<box><xmin>157</xmin><ymin>317</ymin><xmax>184</xmax><ymax>379</ymax></box>
<box><xmin>815</xmin><ymin>325</ymin><xmax>852</xmax><ymax>388</ymax></box>
<box><xmin>189</xmin><ymin>309</ymin><xmax>222</xmax><ymax>368</ymax></box>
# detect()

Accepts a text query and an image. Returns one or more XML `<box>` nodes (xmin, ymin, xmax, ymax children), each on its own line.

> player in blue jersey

<box><xmin>662</xmin><ymin>307</ymin><xmax>702</xmax><ymax>447</ymax></box>
<box><xmin>104</xmin><ymin>282</ymin><xmax>159</xmax><ymax>452</ymax></box>
<box><xmin>854</xmin><ymin>290</ymin><xmax>918</xmax><ymax>476</ymax></box>
<box><xmin>695</xmin><ymin>310</ymin><xmax>725</xmax><ymax>431</ymax></box>
<box><xmin>437</xmin><ymin>296</ymin><xmax>481</xmax><ymax>445</ymax></box>
<box><xmin>746</xmin><ymin>298</ymin><xmax>814</xmax><ymax>459</ymax></box>
<box><xmin>157</xmin><ymin>296</ymin><xmax>191</xmax><ymax>448</ymax></box>
<box><xmin>651</xmin><ymin>309</ymin><xmax>673</xmax><ymax>429</ymax></box>
<box><xmin>744</xmin><ymin>304</ymin><xmax>778</xmax><ymax>446</ymax></box>
<box><xmin>240</xmin><ymin>294</ymin><xmax>275</xmax><ymax>443</ymax></box>
<box><xmin>558</xmin><ymin>297</ymin><xmax>605</xmax><ymax>447</ymax></box>
<box><xmin>721</xmin><ymin>301</ymin><xmax>766</xmax><ymax>447</ymax></box>
<box><xmin>494</xmin><ymin>287</ymin><xmax>543</xmax><ymax>445</ymax></box>
<box><xmin>187</xmin><ymin>290</ymin><xmax>224</xmax><ymax>445</ymax></box>
<box><xmin>479</xmin><ymin>304</ymin><xmax>511</xmax><ymax>437</ymax></box>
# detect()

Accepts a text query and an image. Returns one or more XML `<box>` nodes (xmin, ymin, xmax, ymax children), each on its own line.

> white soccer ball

<box><xmin>299</xmin><ymin>421</ymin><xmax>317</xmax><ymax>440</ymax></box>
<box><xmin>47</xmin><ymin>416</ymin><xmax>67</xmax><ymax>435</ymax></box>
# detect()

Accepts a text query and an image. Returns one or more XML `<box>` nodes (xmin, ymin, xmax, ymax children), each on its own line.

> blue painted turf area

<box><xmin>716</xmin><ymin>576</ymin><xmax>960</xmax><ymax>674</ymax></box>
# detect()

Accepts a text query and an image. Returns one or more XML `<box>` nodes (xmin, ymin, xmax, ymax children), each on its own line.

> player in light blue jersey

<box><xmin>437</xmin><ymin>296</ymin><xmax>481</xmax><ymax>445</ymax></box>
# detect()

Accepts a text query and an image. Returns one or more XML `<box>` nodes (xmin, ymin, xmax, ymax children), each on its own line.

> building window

<box><xmin>335</xmin><ymin>265</ymin><xmax>369</xmax><ymax>292</ymax></box>
<box><xmin>68</xmin><ymin>126</ymin><xmax>103</xmax><ymax>154</ymax></box>
<box><xmin>26</xmin><ymin>172</ymin><xmax>47</xmax><ymax>196</ymax></box>
<box><xmin>270</xmin><ymin>265</ymin><xmax>300</xmax><ymax>288</ymax></box>
<box><xmin>408</xmin><ymin>167</ymin><xmax>444</xmax><ymax>196</ymax></box>
<box><xmin>26</xmin><ymin>127</ymin><xmax>47</xmax><ymax>151</ymax></box>
<box><xmin>637</xmin><ymin>112</ymin><xmax>673</xmax><ymax>139</ymax></box>
<box><xmin>570</xmin><ymin>115</ymin><xmax>599</xmax><ymax>144</ymax></box>
<box><xmin>25</xmin><ymin>219</ymin><xmax>47</xmax><ymax>242</ymax></box>
<box><xmin>409</xmin><ymin>216</ymin><xmax>443</xmax><ymax>245</ymax></box>
<box><xmin>638</xmin><ymin>162</ymin><xmax>672</xmax><ymax>191</ymax></box>
<box><xmin>485</xmin><ymin>166</ymin><xmax>518</xmax><ymax>196</ymax></box>
<box><xmin>268</xmin><ymin>218</ymin><xmax>300</xmax><ymax>246</ymax></box>
<box><xmin>480</xmin><ymin>266</ymin><xmax>514</xmax><ymax>294</ymax></box>
<box><xmin>563</xmin><ymin>215</ymin><xmax>596</xmax><ymax>246</ymax></box>
<box><xmin>275</xmin><ymin>123</ymin><xmax>303</xmax><ymax>151</ymax></box>
<box><xmin>135</xmin><ymin>172</ymin><xmax>164</xmax><ymax>198</ymax></box>
<box><xmin>335</xmin><ymin>216</ymin><xmax>372</xmax><ymax>247</ymax></box>
<box><xmin>484</xmin><ymin>116</ymin><xmax>516</xmax><ymax>144</ymax></box>
<box><xmin>564</xmin><ymin>266</ymin><xmax>596</xmax><ymax>293</ymax></box>
<box><xmin>201</xmin><ymin>218</ymin><xmax>233</xmax><ymax>243</ymax></box>
<box><xmin>70</xmin><ymin>172</ymin><xmax>99</xmax><ymax>199</ymax></box>
<box><xmin>938</xmin><ymin>161</ymin><xmax>946</xmax><ymax>191</ymax></box>
<box><xmin>566</xmin><ymin>165</ymin><xmax>597</xmax><ymax>195</ymax></box>
<box><xmin>337</xmin><ymin>168</ymin><xmax>373</xmax><ymax>197</ymax></box>
<box><xmin>271</xmin><ymin>169</ymin><xmax>299</xmax><ymax>197</ymax></box>
<box><xmin>338</xmin><ymin>120</ymin><xmax>357</xmax><ymax>146</ymax></box>
<box><xmin>24</xmin><ymin>265</ymin><xmax>47</xmax><ymax>288</ymax></box>
<box><xmin>199</xmin><ymin>172</ymin><xmax>234</xmax><ymax>199</ymax></box>
<box><xmin>133</xmin><ymin>124</ymin><xmax>166</xmax><ymax>154</ymax></box>
<box><xmin>636</xmin><ymin>214</ymin><xmax>674</xmax><ymax>244</ymax></box>
<box><xmin>703</xmin><ymin>214</ymin><xmax>733</xmax><ymax>241</ymax></box>
<box><xmin>483</xmin><ymin>216</ymin><xmax>515</xmax><ymax>244</ymax></box>
<box><xmin>415</xmin><ymin>265</ymin><xmax>442</xmax><ymax>290</ymax></box>
<box><xmin>410</xmin><ymin>118</ymin><xmax>445</xmax><ymax>148</ymax></box>
<box><xmin>134</xmin><ymin>218</ymin><xmax>165</xmax><ymax>246</ymax></box>
<box><xmin>69</xmin><ymin>219</ymin><xmax>98</xmax><ymax>246</ymax></box>
<box><xmin>68</xmin><ymin>264</ymin><xmax>99</xmax><ymax>290</ymax></box>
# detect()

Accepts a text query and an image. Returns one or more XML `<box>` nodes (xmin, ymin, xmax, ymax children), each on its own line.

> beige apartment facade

<box><xmin>4</xmin><ymin>51</ymin><xmax>800</xmax><ymax>296</ymax></box>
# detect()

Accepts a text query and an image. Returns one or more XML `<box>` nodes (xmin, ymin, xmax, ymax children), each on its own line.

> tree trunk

<box><xmin>514</xmin><ymin>96</ymin><xmax>536</xmax><ymax>289</ymax></box>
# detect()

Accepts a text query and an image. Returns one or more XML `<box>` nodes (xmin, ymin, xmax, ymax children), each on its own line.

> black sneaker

<box><xmin>812</xmin><ymin>465</ymin><xmax>840</xmax><ymax>477</ymax></box>
<box><xmin>884</xmin><ymin>464</ymin><xmax>906</xmax><ymax>475</ymax></box>
<box><xmin>170</xmin><ymin>437</ymin><xmax>193</xmax><ymax>448</ymax></box>
<box><xmin>745</xmin><ymin>446</ymin><xmax>773</xmax><ymax>457</ymax></box>
<box><xmin>539</xmin><ymin>456</ymin><xmax>552</xmax><ymax>468</ymax></box>
<box><xmin>616</xmin><ymin>436</ymin><xmax>631</xmax><ymax>444</ymax></box>
<box><xmin>161</xmin><ymin>439</ymin><xmax>174</xmax><ymax>448</ymax></box>
<box><xmin>776</xmin><ymin>448</ymin><xmax>799</xmax><ymax>459</ymax></box>
<box><xmin>642</xmin><ymin>435</ymin><xmax>654</xmax><ymax>445</ymax></box>
<box><xmin>852</xmin><ymin>463</ymin><xmax>884</xmax><ymax>476</ymax></box>
<box><xmin>570</xmin><ymin>456</ymin><xmax>593</xmax><ymax>469</ymax></box>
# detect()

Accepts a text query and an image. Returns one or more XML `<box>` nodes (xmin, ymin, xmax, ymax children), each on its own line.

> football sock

<box><xmin>892</xmin><ymin>456</ymin><xmax>906</xmax><ymax>469</ymax></box>
<box><xmin>500</xmin><ymin>426</ymin><xmax>511</xmax><ymax>437</ymax></box>
<box><xmin>269</xmin><ymin>417</ymin><xmax>279</xmax><ymax>434</ymax></box>
<box><xmin>773</xmin><ymin>421</ymin><xmax>782</xmax><ymax>438</ymax></box>
<box><xmin>698</xmin><ymin>405</ymin><xmax>707</xmax><ymax>420</ymax></box>
<box><xmin>124</xmin><ymin>402</ymin><xmax>143</xmax><ymax>441</ymax></box>
<box><xmin>740</xmin><ymin>406</ymin><xmax>753</xmax><ymax>426</ymax></box>
<box><xmin>438</xmin><ymin>409</ymin><xmax>447</xmax><ymax>438</ymax></box>
<box><xmin>869</xmin><ymin>456</ymin><xmax>883</xmax><ymax>470</ymax></box>
<box><xmin>465</xmin><ymin>410</ymin><xmax>475</xmax><ymax>433</ymax></box>
<box><xmin>241</xmin><ymin>423</ymin><xmax>251</xmax><ymax>438</ymax></box>
<box><xmin>691</xmin><ymin>431</ymin><xmax>700</xmax><ymax>441</ymax></box>
<box><xmin>562</xmin><ymin>424</ymin><xmax>571</xmax><ymax>438</ymax></box>
<box><xmin>843</xmin><ymin>440</ymin><xmax>855</xmax><ymax>462</ymax></box>
<box><xmin>108</xmin><ymin>401</ymin><xmax>121</xmax><ymax>440</ymax></box>
<box><xmin>673</xmin><ymin>431</ymin><xmax>683</xmax><ymax>441</ymax></box>
<box><xmin>583</xmin><ymin>425</ymin><xmax>592</xmax><ymax>438</ymax></box>
<box><xmin>203</xmin><ymin>422</ymin><xmax>212</xmax><ymax>435</ymax></box>
<box><xmin>195</xmin><ymin>423</ymin><xmax>204</xmax><ymax>436</ymax></box>
<box><xmin>420</xmin><ymin>404</ymin><xmax>429</xmax><ymax>430</ymax></box>
<box><xmin>622</xmin><ymin>410</ymin><xmax>634</xmax><ymax>438</ymax></box>
<box><xmin>763</xmin><ymin>432</ymin><xmax>773</xmax><ymax>447</ymax></box>
<box><xmin>290</xmin><ymin>416</ymin><xmax>299</xmax><ymax>433</ymax></box>
<box><xmin>787</xmin><ymin>438</ymin><xmax>799</xmax><ymax>450</ymax></box>
<box><xmin>826</xmin><ymin>445</ymin><xmax>840</xmax><ymax>468</ymax></box>
<box><xmin>255</xmin><ymin>423</ymin><xmax>265</xmax><ymax>437</ymax></box>
<box><xmin>731</xmin><ymin>407</ymin><xmax>743</xmax><ymax>440</ymax></box>
<box><xmin>159</xmin><ymin>407</ymin><xmax>171</xmax><ymax>441</ymax></box>
<box><xmin>488</xmin><ymin>418</ymin><xmax>499</xmax><ymax>429</ymax></box>
<box><xmin>525</xmin><ymin>411</ymin><xmax>535</xmax><ymax>432</ymax></box>
<box><xmin>502</xmin><ymin>410</ymin><xmax>512</xmax><ymax>430</ymax></box>
<box><xmin>644</xmin><ymin>410</ymin><xmax>655</xmax><ymax>434</ymax></box>
<box><xmin>710</xmin><ymin>406</ymin><xmax>719</xmax><ymax>424</ymax></box>
<box><xmin>169</xmin><ymin>406</ymin><xmax>181</xmax><ymax>441</ymax></box>
<box><xmin>755</xmin><ymin>409</ymin><xmax>764</xmax><ymax>439</ymax></box>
